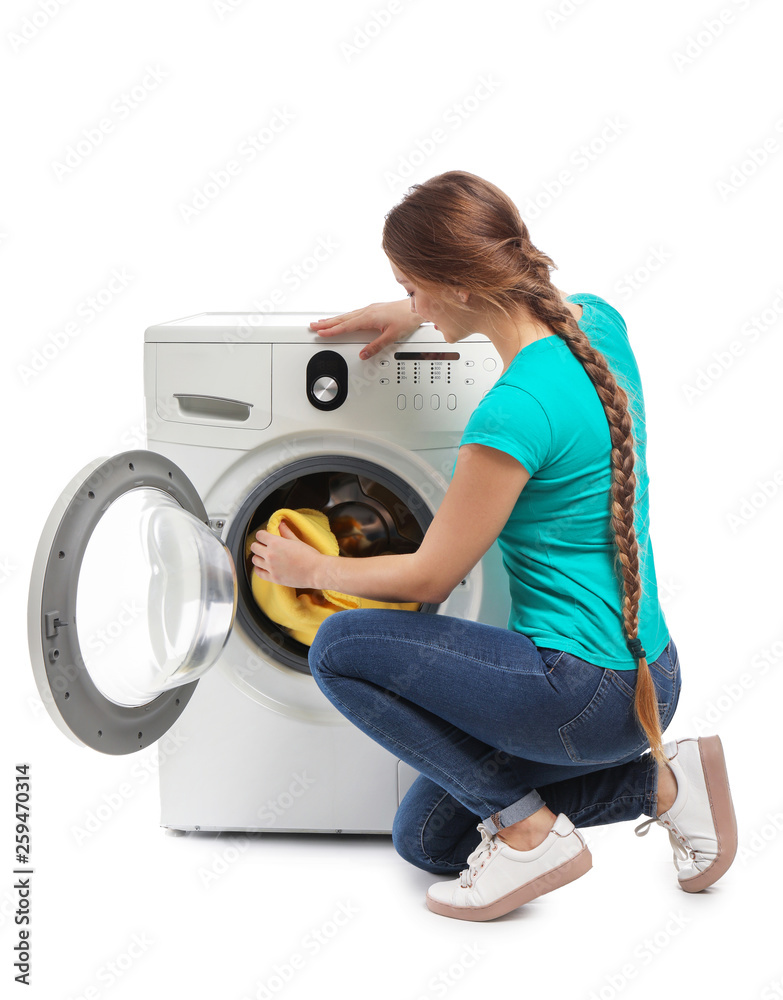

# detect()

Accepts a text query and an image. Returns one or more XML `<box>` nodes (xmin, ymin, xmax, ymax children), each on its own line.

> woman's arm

<box><xmin>250</xmin><ymin>443</ymin><xmax>531</xmax><ymax>604</ymax></box>
<box><xmin>309</xmin><ymin>299</ymin><xmax>425</xmax><ymax>360</ymax></box>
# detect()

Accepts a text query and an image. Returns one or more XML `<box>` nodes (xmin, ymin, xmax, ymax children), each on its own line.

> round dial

<box><xmin>312</xmin><ymin>375</ymin><xmax>339</xmax><ymax>403</ymax></box>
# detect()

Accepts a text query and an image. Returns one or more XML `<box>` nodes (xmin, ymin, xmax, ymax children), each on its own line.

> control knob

<box><xmin>312</xmin><ymin>375</ymin><xmax>339</xmax><ymax>403</ymax></box>
<box><xmin>306</xmin><ymin>350</ymin><xmax>348</xmax><ymax>410</ymax></box>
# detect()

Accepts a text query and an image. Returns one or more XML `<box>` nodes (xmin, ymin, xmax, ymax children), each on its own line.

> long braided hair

<box><xmin>381</xmin><ymin>170</ymin><xmax>665</xmax><ymax>767</ymax></box>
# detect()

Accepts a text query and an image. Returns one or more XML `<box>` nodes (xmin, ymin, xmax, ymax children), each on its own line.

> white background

<box><xmin>3</xmin><ymin>0</ymin><xmax>783</xmax><ymax>997</ymax></box>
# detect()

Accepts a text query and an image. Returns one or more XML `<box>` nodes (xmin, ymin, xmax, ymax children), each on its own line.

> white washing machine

<box><xmin>27</xmin><ymin>312</ymin><xmax>510</xmax><ymax>834</ymax></box>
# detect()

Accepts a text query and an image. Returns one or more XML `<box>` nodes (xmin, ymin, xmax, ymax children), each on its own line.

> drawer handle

<box><xmin>173</xmin><ymin>393</ymin><xmax>253</xmax><ymax>422</ymax></box>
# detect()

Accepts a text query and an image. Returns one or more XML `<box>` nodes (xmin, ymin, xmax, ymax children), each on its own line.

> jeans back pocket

<box><xmin>559</xmin><ymin>668</ymin><xmax>649</xmax><ymax>764</ymax></box>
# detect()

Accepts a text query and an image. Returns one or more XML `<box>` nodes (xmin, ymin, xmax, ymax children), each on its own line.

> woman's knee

<box><xmin>392</xmin><ymin>805</ymin><xmax>454</xmax><ymax>873</ymax></box>
<box><xmin>308</xmin><ymin>609</ymin><xmax>386</xmax><ymax>679</ymax></box>
<box><xmin>308</xmin><ymin>611</ymin><xmax>354</xmax><ymax>676</ymax></box>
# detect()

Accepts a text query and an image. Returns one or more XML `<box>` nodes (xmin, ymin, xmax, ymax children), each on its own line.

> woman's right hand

<box><xmin>309</xmin><ymin>299</ymin><xmax>425</xmax><ymax>360</ymax></box>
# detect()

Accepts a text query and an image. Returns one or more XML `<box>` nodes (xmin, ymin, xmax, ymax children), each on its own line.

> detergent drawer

<box><xmin>149</xmin><ymin>343</ymin><xmax>273</xmax><ymax>443</ymax></box>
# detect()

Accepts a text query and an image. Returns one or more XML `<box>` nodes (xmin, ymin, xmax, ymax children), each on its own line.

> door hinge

<box><xmin>209</xmin><ymin>517</ymin><xmax>227</xmax><ymax>539</ymax></box>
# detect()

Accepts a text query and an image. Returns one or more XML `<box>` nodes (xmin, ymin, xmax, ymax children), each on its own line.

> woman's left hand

<box><xmin>249</xmin><ymin>522</ymin><xmax>324</xmax><ymax>589</ymax></box>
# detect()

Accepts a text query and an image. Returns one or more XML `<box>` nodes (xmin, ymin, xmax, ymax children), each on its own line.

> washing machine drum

<box><xmin>226</xmin><ymin>455</ymin><xmax>437</xmax><ymax>674</ymax></box>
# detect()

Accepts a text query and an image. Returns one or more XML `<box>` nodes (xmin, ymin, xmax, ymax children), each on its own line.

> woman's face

<box><xmin>389</xmin><ymin>262</ymin><xmax>472</xmax><ymax>343</ymax></box>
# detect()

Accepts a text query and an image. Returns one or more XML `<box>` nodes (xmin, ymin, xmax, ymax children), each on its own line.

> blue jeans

<box><xmin>308</xmin><ymin>609</ymin><xmax>681</xmax><ymax>875</ymax></box>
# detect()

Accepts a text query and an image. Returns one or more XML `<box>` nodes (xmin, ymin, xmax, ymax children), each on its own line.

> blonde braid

<box><xmin>511</xmin><ymin>259</ymin><xmax>666</xmax><ymax>767</ymax></box>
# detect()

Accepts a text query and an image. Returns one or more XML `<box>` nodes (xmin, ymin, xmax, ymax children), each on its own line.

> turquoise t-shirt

<box><xmin>459</xmin><ymin>292</ymin><xmax>669</xmax><ymax>670</ymax></box>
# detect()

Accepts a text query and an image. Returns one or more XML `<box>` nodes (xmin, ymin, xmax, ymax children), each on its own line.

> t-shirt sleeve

<box><xmin>459</xmin><ymin>384</ymin><xmax>552</xmax><ymax>477</ymax></box>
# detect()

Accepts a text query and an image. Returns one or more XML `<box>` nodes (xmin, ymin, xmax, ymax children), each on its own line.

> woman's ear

<box><xmin>444</xmin><ymin>285</ymin><xmax>470</xmax><ymax>307</ymax></box>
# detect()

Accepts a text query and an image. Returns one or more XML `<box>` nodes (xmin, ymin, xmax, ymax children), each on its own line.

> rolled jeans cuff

<box><xmin>481</xmin><ymin>789</ymin><xmax>546</xmax><ymax>836</ymax></box>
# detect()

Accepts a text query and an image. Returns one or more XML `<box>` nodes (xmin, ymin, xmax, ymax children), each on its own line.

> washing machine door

<box><xmin>27</xmin><ymin>450</ymin><xmax>237</xmax><ymax>755</ymax></box>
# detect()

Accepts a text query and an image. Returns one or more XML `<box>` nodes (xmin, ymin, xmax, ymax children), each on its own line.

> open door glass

<box><xmin>28</xmin><ymin>451</ymin><xmax>237</xmax><ymax>754</ymax></box>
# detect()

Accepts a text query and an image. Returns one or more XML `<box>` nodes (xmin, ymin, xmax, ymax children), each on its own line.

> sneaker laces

<box><xmin>634</xmin><ymin>815</ymin><xmax>697</xmax><ymax>870</ymax></box>
<box><xmin>459</xmin><ymin>823</ymin><xmax>499</xmax><ymax>889</ymax></box>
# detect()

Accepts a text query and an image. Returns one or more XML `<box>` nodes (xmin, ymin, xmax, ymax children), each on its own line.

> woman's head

<box><xmin>383</xmin><ymin>170</ymin><xmax>667</xmax><ymax>766</ymax></box>
<box><xmin>382</xmin><ymin>170</ymin><xmax>558</xmax><ymax>344</ymax></box>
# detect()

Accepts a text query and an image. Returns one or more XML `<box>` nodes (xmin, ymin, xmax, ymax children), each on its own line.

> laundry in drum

<box><xmin>245</xmin><ymin>507</ymin><xmax>420</xmax><ymax>646</ymax></box>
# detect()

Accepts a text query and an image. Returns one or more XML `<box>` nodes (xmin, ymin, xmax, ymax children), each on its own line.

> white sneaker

<box><xmin>426</xmin><ymin>813</ymin><xmax>592</xmax><ymax>921</ymax></box>
<box><xmin>635</xmin><ymin>735</ymin><xmax>737</xmax><ymax>892</ymax></box>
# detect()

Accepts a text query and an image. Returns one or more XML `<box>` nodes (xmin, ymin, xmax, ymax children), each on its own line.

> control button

<box><xmin>312</xmin><ymin>375</ymin><xmax>339</xmax><ymax>403</ymax></box>
<box><xmin>464</xmin><ymin>360</ymin><xmax>475</xmax><ymax>368</ymax></box>
<box><xmin>431</xmin><ymin>394</ymin><xmax>440</xmax><ymax>410</ymax></box>
<box><xmin>483</xmin><ymin>358</ymin><xmax>498</xmax><ymax>372</ymax></box>
<box><xmin>465</xmin><ymin>378</ymin><xmax>474</xmax><ymax>385</ymax></box>
<box><xmin>379</xmin><ymin>377</ymin><xmax>389</xmax><ymax>385</ymax></box>
<box><xmin>447</xmin><ymin>394</ymin><xmax>457</xmax><ymax>410</ymax></box>
<box><xmin>397</xmin><ymin>394</ymin><xmax>406</xmax><ymax>410</ymax></box>
<box><xmin>379</xmin><ymin>359</ymin><xmax>390</xmax><ymax>367</ymax></box>
<box><xmin>414</xmin><ymin>394</ymin><xmax>423</xmax><ymax>410</ymax></box>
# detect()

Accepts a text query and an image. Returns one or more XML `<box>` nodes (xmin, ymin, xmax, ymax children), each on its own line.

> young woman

<box><xmin>250</xmin><ymin>170</ymin><xmax>737</xmax><ymax>921</ymax></box>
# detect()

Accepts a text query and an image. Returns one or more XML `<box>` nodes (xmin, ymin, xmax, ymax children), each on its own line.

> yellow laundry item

<box><xmin>246</xmin><ymin>507</ymin><xmax>420</xmax><ymax>646</ymax></box>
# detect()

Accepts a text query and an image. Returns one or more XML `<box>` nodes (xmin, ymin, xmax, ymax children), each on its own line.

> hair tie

<box><xmin>627</xmin><ymin>637</ymin><xmax>646</xmax><ymax>659</ymax></box>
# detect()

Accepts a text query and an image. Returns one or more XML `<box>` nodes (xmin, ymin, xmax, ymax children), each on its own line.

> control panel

<box><xmin>298</xmin><ymin>344</ymin><xmax>501</xmax><ymax>423</ymax></box>
<box><xmin>380</xmin><ymin>349</ymin><xmax>499</xmax><ymax>413</ymax></box>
